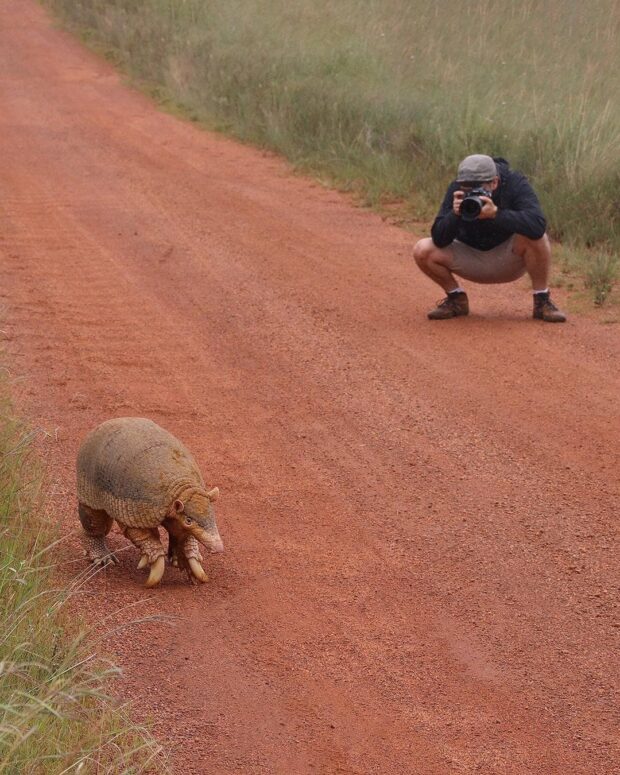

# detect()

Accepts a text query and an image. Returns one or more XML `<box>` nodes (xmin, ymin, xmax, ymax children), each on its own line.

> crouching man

<box><xmin>413</xmin><ymin>154</ymin><xmax>566</xmax><ymax>322</ymax></box>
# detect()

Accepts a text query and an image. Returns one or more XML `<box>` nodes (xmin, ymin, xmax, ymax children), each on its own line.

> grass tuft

<box><xmin>584</xmin><ymin>250</ymin><xmax>619</xmax><ymax>306</ymax></box>
<box><xmin>0</xmin><ymin>371</ymin><xmax>167</xmax><ymax>774</ymax></box>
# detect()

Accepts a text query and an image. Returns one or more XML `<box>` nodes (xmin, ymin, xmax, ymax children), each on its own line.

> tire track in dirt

<box><xmin>1</xmin><ymin>3</ymin><xmax>619</xmax><ymax>773</ymax></box>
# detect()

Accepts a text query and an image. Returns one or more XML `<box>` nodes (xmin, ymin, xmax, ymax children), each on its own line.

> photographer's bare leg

<box><xmin>512</xmin><ymin>233</ymin><xmax>551</xmax><ymax>290</ymax></box>
<box><xmin>513</xmin><ymin>233</ymin><xmax>566</xmax><ymax>322</ymax></box>
<box><xmin>413</xmin><ymin>238</ymin><xmax>469</xmax><ymax>319</ymax></box>
<box><xmin>413</xmin><ymin>238</ymin><xmax>460</xmax><ymax>293</ymax></box>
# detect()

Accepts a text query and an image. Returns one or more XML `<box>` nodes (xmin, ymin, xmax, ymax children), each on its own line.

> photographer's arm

<box><xmin>431</xmin><ymin>185</ymin><xmax>461</xmax><ymax>248</ymax></box>
<box><xmin>492</xmin><ymin>178</ymin><xmax>547</xmax><ymax>239</ymax></box>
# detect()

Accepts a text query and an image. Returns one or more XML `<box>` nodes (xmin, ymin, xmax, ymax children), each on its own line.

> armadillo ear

<box><xmin>207</xmin><ymin>487</ymin><xmax>219</xmax><ymax>502</ymax></box>
<box><xmin>173</xmin><ymin>499</ymin><xmax>184</xmax><ymax>513</ymax></box>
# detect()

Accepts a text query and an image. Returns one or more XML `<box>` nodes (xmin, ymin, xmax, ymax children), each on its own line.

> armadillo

<box><xmin>76</xmin><ymin>417</ymin><xmax>223</xmax><ymax>587</ymax></box>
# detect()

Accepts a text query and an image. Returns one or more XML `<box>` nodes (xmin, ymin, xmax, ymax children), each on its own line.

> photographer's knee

<box><xmin>514</xmin><ymin>232</ymin><xmax>551</xmax><ymax>258</ymax></box>
<box><xmin>413</xmin><ymin>237</ymin><xmax>434</xmax><ymax>267</ymax></box>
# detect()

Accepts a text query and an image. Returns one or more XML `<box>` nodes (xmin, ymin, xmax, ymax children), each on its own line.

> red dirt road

<box><xmin>1</xmin><ymin>3</ymin><xmax>619</xmax><ymax>773</ymax></box>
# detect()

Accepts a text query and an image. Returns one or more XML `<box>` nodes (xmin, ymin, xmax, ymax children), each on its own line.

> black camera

<box><xmin>459</xmin><ymin>187</ymin><xmax>492</xmax><ymax>221</ymax></box>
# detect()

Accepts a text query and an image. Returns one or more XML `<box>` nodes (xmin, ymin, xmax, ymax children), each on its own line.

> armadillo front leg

<box><xmin>78</xmin><ymin>503</ymin><xmax>117</xmax><ymax>567</ymax></box>
<box><xmin>136</xmin><ymin>528</ymin><xmax>162</xmax><ymax>570</ymax></box>
<box><xmin>117</xmin><ymin>524</ymin><xmax>166</xmax><ymax>588</ymax></box>
<box><xmin>163</xmin><ymin>518</ymin><xmax>208</xmax><ymax>583</ymax></box>
<box><xmin>180</xmin><ymin>535</ymin><xmax>208</xmax><ymax>583</ymax></box>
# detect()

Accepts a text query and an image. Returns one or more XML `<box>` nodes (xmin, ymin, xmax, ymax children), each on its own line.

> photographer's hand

<box><xmin>453</xmin><ymin>190</ymin><xmax>465</xmax><ymax>217</ymax></box>
<box><xmin>478</xmin><ymin>196</ymin><xmax>498</xmax><ymax>219</ymax></box>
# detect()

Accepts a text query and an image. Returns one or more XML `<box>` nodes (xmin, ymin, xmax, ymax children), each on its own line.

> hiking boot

<box><xmin>427</xmin><ymin>291</ymin><xmax>469</xmax><ymax>320</ymax></box>
<box><xmin>533</xmin><ymin>292</ymin><xmax>567</xmax><ymax>323</ymax></box>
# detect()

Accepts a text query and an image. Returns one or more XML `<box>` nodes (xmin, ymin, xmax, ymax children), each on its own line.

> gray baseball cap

<box><xmin>456</xmin><ymin>154</ymin><xmax>497</xmax><ymax>182</ymax></box>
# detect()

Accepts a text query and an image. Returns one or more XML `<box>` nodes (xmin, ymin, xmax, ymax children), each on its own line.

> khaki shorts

<box><xmin>447</xmin><ymin>236</ymin><xmax>526</xmax><ymax>284</ymax></box>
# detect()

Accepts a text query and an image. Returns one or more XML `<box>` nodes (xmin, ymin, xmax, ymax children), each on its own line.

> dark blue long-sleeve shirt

<box><xmin>431</xmin><ymin>158</ymin><xmax>547</xmax><ymax>251</ymax></box>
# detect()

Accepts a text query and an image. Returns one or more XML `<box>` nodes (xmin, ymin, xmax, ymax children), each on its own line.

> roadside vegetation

<box><xmin>0</xmin><ymin>368</ymin><xmax>166</xmax><ymax>774</ymax></box>
<box><xmin>43</xmin><ymin>0</ymin><xmax>619</xmax><ymax>303</ymax></box>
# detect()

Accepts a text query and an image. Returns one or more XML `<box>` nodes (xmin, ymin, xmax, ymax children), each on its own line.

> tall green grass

<box><xmin>0</xmin><ymin>372</ymin><xmax>166</xmax><ymax>773</ymax></box>
<box><xmin>44</xmin><ymin>0</ymin><xmax>619</xmax><ymax>291</ymax></box>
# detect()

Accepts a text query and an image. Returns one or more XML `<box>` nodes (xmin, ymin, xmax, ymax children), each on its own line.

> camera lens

<box><xmin>460</xmin><ymin>195</ymin><xmax>483</xmax><ymax>221</ymax></box>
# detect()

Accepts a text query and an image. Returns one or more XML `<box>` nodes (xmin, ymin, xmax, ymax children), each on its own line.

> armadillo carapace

<box><xmin>77</xmin><ymin>417</ymin><xmax>223</xmax><ymax>587</ymax></box>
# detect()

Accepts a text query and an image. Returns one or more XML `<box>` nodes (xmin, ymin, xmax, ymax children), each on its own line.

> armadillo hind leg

<box><xmin>78</xmin><ymin>503</ymin><xmax>117</xmax><ymax>567</ymax></box>
<box><xmin>118</xmin><ymin>524</ymin><xmax>166</xmax><ymax>588</ymax></box>
<box><xmin>163</xmin><ymin>520</ymin><xmax>185</xmax><ymax>567</ymax></box>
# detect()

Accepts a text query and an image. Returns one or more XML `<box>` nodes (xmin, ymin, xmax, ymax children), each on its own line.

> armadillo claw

<box><xmin>87</xmin><ymin>550</ymin><xmax>118</xmax><ymax>567</ymax></box>
<box><xmin>188</xmin><ymin>557</ymin><xmax>208</xmax><ymax>583</ymax></box>
<box><xmin>137</xmin><ymin>554</ymin><xmax>149</xmax><ymax>570</ymax></box>
<box><xmin>144</xmin><ymin>555</ymin><xmax>166</xmax><ymax>588</ymax></box>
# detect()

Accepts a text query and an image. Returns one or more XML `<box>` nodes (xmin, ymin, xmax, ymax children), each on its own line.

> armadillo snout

<box><xmin>210</xmin><ymin>536</ymin><xmax>224</xmax><ymax>554</ymax></box>
<box><xmin>195</xmin><ymin>526</ymin><xmax>224</xmax><ymax>554</ymax></box>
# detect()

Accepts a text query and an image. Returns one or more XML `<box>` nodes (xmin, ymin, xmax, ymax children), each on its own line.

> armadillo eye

<box><xmin>184</xmin><ymin>516</ymin><xmax>193</xmax><ymax>526</ymax></box>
